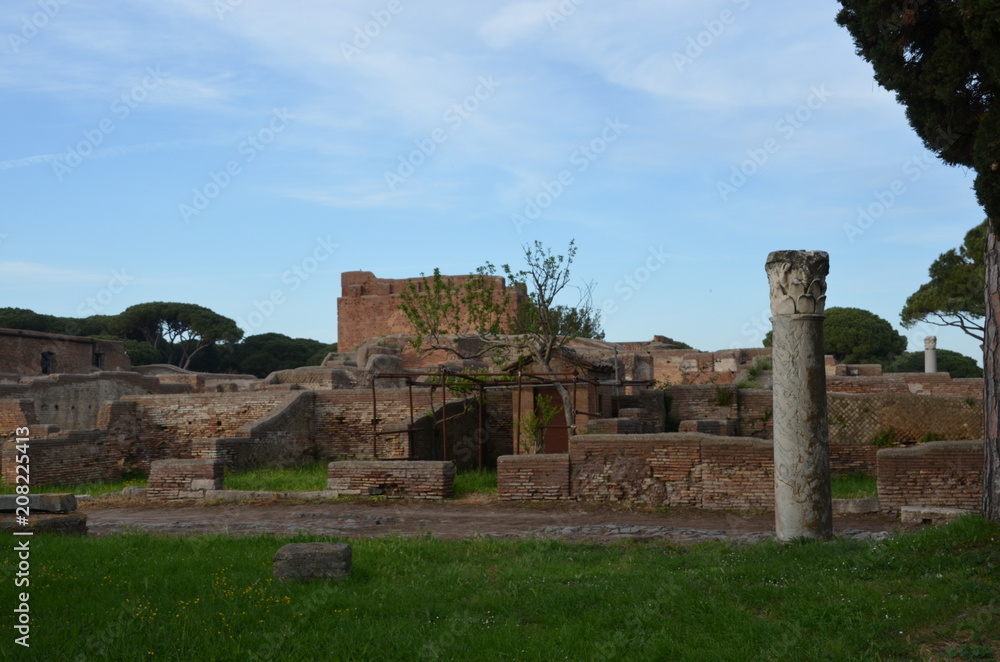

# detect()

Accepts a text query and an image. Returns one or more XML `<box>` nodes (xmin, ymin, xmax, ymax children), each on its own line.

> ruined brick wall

<box><xmin>121</xmin><ymin>392</ymin><xmax>292</xmax><ymax>464</ymax></box>
<box><xmin>827</xmin><ymin>373</ymin><xmax>982</xmax><ymax>398</ymax></box>
<box><xmin>876</xmin><ymin>440</ymin><xmax>983</xmax><ymax>514</ymax></box>
<box><xmin>1</xmin><ymin>431</ymin><xmax>119</xmax><ymax>486</ymax></box>
<box><xmin>337</xmin><ymin>270</ymin><xmax>526</xmax><ymax>352</ymax></box>
<box><xmin>237</xmin><ymin>391</ymin><xmax>316</xmax><ymax>465</ymax></box>
<box><xmin>698</xmin><ymin>438</ymin><xmax>774</xmax><ymax>510</ymax></box>
<box><xmin>0</xmin><ymin>328</ymin><xmax>130</xmax><ymax>376</ymax></box>
<box><xmin>497</xmin><ymin>454</ymin><xmax>571</xmax><ymax>500</ymax></box>
<box><xmin>147</xmin><ymin>459</ymin><xmax>223</xmax><ymax>500</ymax></box>
<box><xmin>567</xmin><ymin>433</ymin><xmax>775</xmax><ymax>510</ymax></box>
<box><xmin>829</xmin><ymin>393</ymin><xmax>983</xmax><ymax>473</ymax></box>
<box><xmin>314</xmin><ymin>389</ymin><xmax>435</xmax><ymax>460</ymax></box>
<box><xmin>0</xmin><ymin>401</ymin><xmax>37</xmax><ymax>443</ymax></box>
<box><xmin>327</xmin><ymin>460</ymin><xmax>454</xmax><ymax>499</ymax></box>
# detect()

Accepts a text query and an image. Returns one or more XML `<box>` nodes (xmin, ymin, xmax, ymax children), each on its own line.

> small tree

<box><xmin>398</xmin><ymin>240</ymin><xmax>599</xmax><ymax>433</ymax></box>
<box><xmin>901</xmin><ymin>221</ymin><xmax>987</xmax><ymax>341</ymax></box>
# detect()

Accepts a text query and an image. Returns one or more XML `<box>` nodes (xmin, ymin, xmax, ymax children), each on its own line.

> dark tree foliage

<box><xmin>901</xmin><ymin>221</ymin><xmax>987</xmax><ymax>340</ymax></box>
<box><xmin>111</xmin><ymin>302</ymin><xmax>243</xmax><ymax>370</ymax></box>
<box><xmin>229</xmin><ymin>333</ymin><xmax>334</xmax><ymax>377</ymax></box>
<box><xmin>763</xmin><ymin>307</ymin><xmax>906</xmax><ymax>366</ymax></box>
<box><xmin>824</xmin><ymin>307</ymin><xmax>908</xmax><ymax>365</ymax></box>
<box><xmin>0</xmin><ymin>307</ymin><xmax>114</xmax><ymax>336</ymax></box>
<box><xmin>836</xmin><ymin>0</ymin><xmax>1000</xmax><ymax>519</ymax></box>
<box><xmin>886</xmin><ymin>348</ymin><xmax>983</xmax><ymax>378</ymax></box>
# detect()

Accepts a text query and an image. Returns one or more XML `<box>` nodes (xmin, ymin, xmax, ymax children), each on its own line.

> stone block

<box><xmin>0</xmin><ymin>493</ymin><xmax>77</xmax><ymax>513</ymax></box>
<box><xmin>900</xmin><ymin>506</ymin><xmax>973</xmax><ymax>526</ymax></box>
<box><xmin>274</xmin><ymin>542</ymin><xmax>352</xmax><ymax>582</ymax></box>
<box><xmin>0</xmin><ymin>512</ymin><xmax>87</xmax><ymax>535</ymax></box>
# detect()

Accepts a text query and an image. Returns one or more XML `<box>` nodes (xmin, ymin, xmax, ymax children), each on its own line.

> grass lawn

<box><xmin>222</xmin><ymin>461</ymin><xmax>329</xmax><ymax>492</ymax></box>
<box><xmin>0</xmin><ymin>475</ymin><xmax>147</xmax><ymax>497</ymax></box>
<box><xmin>1</xmin><ymin>517</ymin><xmax>997</xmax><ymax>660</ymax></box>
<box><xmin>831</xmin><ymin>473</ymin><xmax>878</xmax><ymax>499</ymax></box>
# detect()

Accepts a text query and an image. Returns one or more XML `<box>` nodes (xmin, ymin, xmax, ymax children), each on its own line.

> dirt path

<box><xmin>84</xmin><ymin>497</ymin><xmax>908</xmax><ymax>544</ymax></box>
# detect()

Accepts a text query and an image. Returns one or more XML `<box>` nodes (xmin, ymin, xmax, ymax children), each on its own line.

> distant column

<box><xmin>765</xmin><ymin>251</ymin><xmax>833</xmax><ymax>541</ymax></box>
<box><xmin>924</xmin><ymin>336</ymin><xmax>938</xmax><ymax>373</ymax></box>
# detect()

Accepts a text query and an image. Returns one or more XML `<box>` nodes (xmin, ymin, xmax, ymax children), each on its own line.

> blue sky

<box><xmin>0</xmin><ymin>0</ymin><xmax>986</xmax><ymax>363</ymax></box>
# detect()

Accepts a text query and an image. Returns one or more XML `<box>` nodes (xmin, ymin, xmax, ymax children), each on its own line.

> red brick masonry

<box><xmin>876</xmin><ymin>440</ymin><xmax>983</xmax><ymax>514</ymax></box>
<box><xmin>147</xmin><ymin>459</ymin><xmax>223</xmax><ymax>500</ymax></box>
<box><xmin>327</xmin><ymin>460</ymin><xmax>454</xmax><ymax>499</ymax></box>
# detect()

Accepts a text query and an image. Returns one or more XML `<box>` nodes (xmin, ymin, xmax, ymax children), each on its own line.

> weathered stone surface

<box><xmin>0</xmin><ymin>493</ymin><xmax>77</xmax><ymax>513</ymax></box>
<box><xmin>765</xmin><ymin>250</ymin><xmax>829</xmax><ymax>316</ymax></box>
<box><xmin>0</xmin><ymin>512</ymin><xmax>87</xmax><ymax>535</ymax></box>
<box><xmin>900</xmin><ymin>506</ymin><xmax>972</xmax><ymax>525</ymax></box>
<box><xmin>832</xmin><ymin>497</ymin><xmax>879</xmax><ymax>514</ymax></box>
<box><xmin>767</xmin><ymin>250</ymin><xmax>833</xmax><ymax>541</ymax></box>
<box><xmin>273</xmin><ymin>542</ymin><xmax>351</xmax><ymax>581</ymax></box>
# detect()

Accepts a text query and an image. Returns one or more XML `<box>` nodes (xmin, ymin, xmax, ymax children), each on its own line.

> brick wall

<box><xmin>827</xmin><ymin>373</ymin><xmax>982</xmax><ymax>398</ymax></box>
<box><xmin>122</xmin><ymin>392</ymin><xmax>292</xmax><ymax>463</ymax></box>
<box><xmin>496</xmin><ymin>433</ymin><xmax>784</xmax><ymax>510</ymax></box>
<box><xmin>147</xmin><ymin>459</ymin><xmax>224</xmax><ymax>500</ymax></box>
<box><xmin>1</xmin><ymin>431</ymin><xmax>119</xmax><ymax>486</ymax></box>
<box><xmin>497</xmin><ymin>454</ymin><xmax>570</xmax><ymax>500</ymax></box>
<box><xmin>0</xmin><ymin>328</ymin><xmax>130</xmax><ymax>376</ymax></box>
<box><xmin>314</xmin><ymin>389</ymin><xmax>435</xmax><ymax>460</ymax></box>
<box><xmin>828</xmin><ymin>393</ymin><xmax>983</xmax><ymax>473</ymax></box>
<box><xmin>876</xmin><ymin>440</ymin><xmax>983</xmax><ymax>514</ymax></box>
<box><xmin>327</xmin><ymin>460</ymin><xmax>454</xmax><ymax>498</ymax></box>
<box><xmin>237</xmin><ymin>390</ymin><xmax>316</xmax><ymax>465</ymax></box>
<box><xmin>0</xmin><ymin>400</ymin><xmax>37</xmax><ymax>442</ymax></box>
<box><xmin>337</xmin><ymin>270</ymin><xmax>526</xmax><ymax>352</ymax></box>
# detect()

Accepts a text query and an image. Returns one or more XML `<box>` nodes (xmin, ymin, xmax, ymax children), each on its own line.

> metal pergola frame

<box><xmin>370</xmin><ymin>371</ymin><xmax>654</xmax><ymax>469</ymax></box>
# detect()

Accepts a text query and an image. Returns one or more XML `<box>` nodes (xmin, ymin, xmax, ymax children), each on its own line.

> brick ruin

<box><xmin>337</xmin><ymin>270</ymin><xmax>527</xmax><ymax>352</ymax></box>
<box><xmin>0</xmin><ymin>269</ymin><xmax>988</xmax><ymax>517</ymax></box>
<box><xmin>0</xmin><ymin>328</ymin><xmax>130</xmax><ymax>377</ymax></box>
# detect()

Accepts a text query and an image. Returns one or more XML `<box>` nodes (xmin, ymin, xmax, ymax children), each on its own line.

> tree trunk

<box><xmin>552</xmin><ymin>379</ymin><xmax>575</xmax><ymax>435</ymax></box>
<box><xmin>983</xmin><ymin>222</ymin><xmax>1000</xmax><ymax>522</ymax></box>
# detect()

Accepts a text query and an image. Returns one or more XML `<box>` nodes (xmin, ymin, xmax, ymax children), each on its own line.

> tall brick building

<box><xmin>337</xmin><ymin>271</ymin><xmax>526</xmax><ymax>352</ymax></box>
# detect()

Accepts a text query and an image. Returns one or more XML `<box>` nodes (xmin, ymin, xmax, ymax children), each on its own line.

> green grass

<box><xmin>223</xmin><ymin>461</ymin><xmax>329</xmax><ymax>492</ymax></box>
<box><xmin>1</xmin><ymin>517</ymin><xmax>998</xmax><ymax>660</ymax></box>
<box><xmin>453</xmin><ymin>469</ymin><xmax>497</xmax><ymax>498</ymax></box>
<box><xmin>831</xmin><ymin>473</ymin><xmax>878</xmax><ymax>499</ymax></box>
<box><xmin>0</xmin><ymin>475</ymin><xmax>147</xmax><ymax>496</ymax></box>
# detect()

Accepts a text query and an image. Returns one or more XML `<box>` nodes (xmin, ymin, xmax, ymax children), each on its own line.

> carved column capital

<box><xmin>765</xmin><ymin>250</ymin><xmax>829</xmax><ymax>316</ymax></box>
<box><xmin>924</xmin><ymin>336</ymin><xmax>937</xmax><ymax>350</ymax></box>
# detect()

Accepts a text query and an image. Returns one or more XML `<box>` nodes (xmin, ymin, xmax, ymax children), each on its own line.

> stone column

<box><xmin>924</xmin><ymin>336</ymin><xmax>938</xmax><ymax>373</ymax></box>
<box><xmin>765</xmin><ymin>251</ymin><xmax>833</xmax><ymax>541</ymax></box>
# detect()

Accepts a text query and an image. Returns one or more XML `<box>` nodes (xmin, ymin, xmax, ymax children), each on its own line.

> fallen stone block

<box><xmin>0</xmin><ymin>493</ymin><xmax>77</xmax><ymax>514</ymax></box>
<box><xmin>0</xmin><ymin>512</ymin><xmax>87</xmax><ymax>535</ymax></box>
<box><xmin>274</xmin><ymin>542</ymin><xmax>351</xmax><ymax>582</ymax></box>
